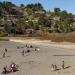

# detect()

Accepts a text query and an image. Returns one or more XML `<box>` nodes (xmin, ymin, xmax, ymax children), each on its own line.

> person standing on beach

<box><xmin>62</xmin><ymin>60</ymin><xmax>65</xmax><ymax>69</ymax></box>
<box><xmin>21</xmin><ymin>50</ymin><xmax>24</xmax><ymax>56</ymax></box>
<box><xmin>51</xmin><ymin>64</ymin><xmax>55</xmax><ymax>71</ymax></box>
<box><xmin>5</xmin><ymin>48</ymin><xmax>7</xmax><ymax>52</ymax></box>
<box><xmin>3</xmin><ymin>52</ymin><xmax>5</xmax><ymax>58</ymax></box>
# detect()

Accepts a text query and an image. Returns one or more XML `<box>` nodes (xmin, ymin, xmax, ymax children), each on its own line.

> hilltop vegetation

<box><xmin>0</xmin><ymin>1</ymin><xmax>75</xmax><ymax>37</ymax></box>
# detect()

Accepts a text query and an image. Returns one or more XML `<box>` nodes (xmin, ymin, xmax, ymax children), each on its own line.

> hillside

<box><xmin>0</xmin><ymin>1</ymin><xmax>75</xmax><ymax>37</ymax></box>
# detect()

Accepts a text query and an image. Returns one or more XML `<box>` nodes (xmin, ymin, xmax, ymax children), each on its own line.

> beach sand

<box><xmin>0</xmin><ymin>40</ymin><xmax>75</xmax><ymax>75</ymax></box>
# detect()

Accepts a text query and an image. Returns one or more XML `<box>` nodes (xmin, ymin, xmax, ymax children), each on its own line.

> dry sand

<box><xmin>0</xmin><ymin>40</ymin><xmax>75</xmax><ymax>75</ymax></box>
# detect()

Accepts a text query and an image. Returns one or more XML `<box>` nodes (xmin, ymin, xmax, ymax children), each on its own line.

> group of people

<box><xmin>51</xmin><ymin>60</ymin><xmax>69</xmax><ymax>71</ymax></box>
<box><xmin>17</xmin><ymin>44</ymin><xmax>40</xmax><ymax>56</ymax></box>
<box><xmin>2</xmin><ymin>62</ymin><xmax>18</xmax><ymax>74</ymax></box>
<box><xmin>17</xmin><ymin>44</ymin><xmax>34</xmax><ymax>49</ymax></box>
<box><xmin>1</xmin><ymin>48</ymin><xmax>18</xmax><ymax>74</ymax></box>
<box><xmin>1</xmin><ymin>44</ymin><xmax>40</xmax><ymax>74</ymax></box>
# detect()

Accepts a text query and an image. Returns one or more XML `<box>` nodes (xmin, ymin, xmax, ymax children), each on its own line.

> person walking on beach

<box><xmin>3</xmin><ymin>52</ymin><xmax>5</xmax><ymax>58</ymax></box>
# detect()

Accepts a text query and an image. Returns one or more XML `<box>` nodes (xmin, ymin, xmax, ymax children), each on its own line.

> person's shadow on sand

<box><xmin>63</xmin><ymin>66</ymin><xmax>71</xmax><ymax>69</ymax></box>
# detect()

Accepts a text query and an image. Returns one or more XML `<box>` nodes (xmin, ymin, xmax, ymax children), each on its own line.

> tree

<box><xmin>26</xmin><ymin>8</ymin><xmax>33</xmax><ymax>15</ymax></box>
<box><xmin>60</xmin><ymin>10</ymin><xmax>68</xmax><ymax>21</ymax></box>
<box><xmin>4</xmin><ymin>21</ymin><xmax>12</xmax><ymax>34</ymax></box>
<box><xmin>54</xmin><ymin>8</ymin><xmax>61</xmax><ymax>16</ymax></box>
<box><xmin>0</xmin><ymin>2</ymin><xmax>3</xmax><ymax>10</ymax></box>
<box><xmin>26</xmin><ymin>3</ymin><xmax>43</xmax><ymax>11</ymax></box>
<box><xmin>35</xmin><ymin>3</ymin><xmax>43</xmax><ymax>11</ymax></box>
<box><xmin>38</xmin><ymin>14</ymin><xmax>51</xmax><ymax>28</ymax></box>
<box><xmin>27</xmin><ymin>21</ymin><xmax>34</xmax><ymax>28</ymax></box>
<box><xmin>68</xmin><ymin>13</ymin><xmax>73</xmax><ymax>24</ymax></box>
<box><xmin>16</xmin><ymin>17</ymin><xmax>27</xmax><ymax>34</ymax></box>
<box><xmin>20</xmin><ymin>4</ymin><xmax>24</xmax><ymax>8</ymax></box>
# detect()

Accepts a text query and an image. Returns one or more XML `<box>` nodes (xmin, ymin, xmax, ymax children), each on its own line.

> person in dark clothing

<box><xmin>2</xmin><ymin>67</ymin><xmax>8</xmax><ymax>74</ymax></box>
<box><xmin>27</xmin><ymin>49</ymin><xmax>30</xmax><ymax>53</ymax></box>
<box><xmin>30</xmin><ymin>45</ymin><xmax>33</xmax><ymax>48</ymax></box>
<box><xmin>62</xmin><ymin>60</ymin><xmax>65</xmax><ymax>69</ymax></box>
<box><xmin>5</xmin><ymin>48</ymin><xmax>7</xmax><ymax>52</ymax></box>
<box><xmin>3</xmin><ymin>52</ymin><xmax>5</xmax><ymax>58</ymax></box>
<box><xmin>17</xmin><ymin>46</ymin><xmax>20</xmax><ymax>49</ymax></box>
<box><xmin>54</xmin><ymin>65</ymin><xmax>58</xmax><ymax>71</ymax></box>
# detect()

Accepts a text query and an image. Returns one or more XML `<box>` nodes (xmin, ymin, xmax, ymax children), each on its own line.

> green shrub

<box><xmin>0</xmin><ymin>32</ymin><xmax>8</xmax><ymax>37</ymax></box>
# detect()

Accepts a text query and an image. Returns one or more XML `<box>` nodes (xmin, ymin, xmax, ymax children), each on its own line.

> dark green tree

<box><xmin>20</xmin><ymin>4</ymin><xmax>24</xmax><ymax>8</ymax></box>
<box><xmin>54</xmin><ymin>8</ymin><xmax>61</xmax><ymax>16</ymax></box>
<box><xmin>38</xmin><ymin>15</ymin><xmax>51</xmax><ymax>28</ymax></box>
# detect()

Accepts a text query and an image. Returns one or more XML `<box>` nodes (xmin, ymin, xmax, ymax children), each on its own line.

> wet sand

<box><xmin>0</xmin><ymin>40</ymin><xmax>75</xmax><ymax>75</ymax></box>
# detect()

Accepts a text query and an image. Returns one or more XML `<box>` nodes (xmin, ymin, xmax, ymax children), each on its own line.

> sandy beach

<box><xmin>0</xmin><ymin>40</ymin><xmax>75</xmax><ymax>75</ymax></box>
